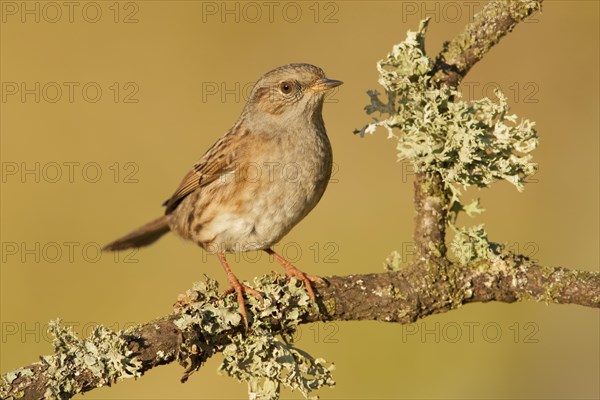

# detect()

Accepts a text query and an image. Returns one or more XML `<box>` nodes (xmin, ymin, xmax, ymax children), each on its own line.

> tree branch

<box><xmin>2</xmin><ymin>257</ymin><xmax>598</xmax><ymax>399</ymax></box>
<box><xmin>431</xmin><ymin>0</ymin><xmax>543</xmax><ymax>87</ymax></box>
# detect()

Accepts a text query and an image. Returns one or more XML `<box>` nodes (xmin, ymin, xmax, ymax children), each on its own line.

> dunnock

<box><xmin>103</xmin><ymin>63</ymin><xmax>342</xmax><ymax>324</ymax></box>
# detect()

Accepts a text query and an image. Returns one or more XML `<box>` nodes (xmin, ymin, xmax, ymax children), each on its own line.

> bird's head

<box><xmin>243</xmin><ymin>63</ymin><xmax>342</xmax><ymax>124</ymax></box>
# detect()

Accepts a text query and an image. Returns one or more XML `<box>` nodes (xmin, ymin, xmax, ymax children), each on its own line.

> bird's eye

<box><xmin>280</xmin><ymin>81</ymin><xmax>293</xmax><ymax>94</ymax></box>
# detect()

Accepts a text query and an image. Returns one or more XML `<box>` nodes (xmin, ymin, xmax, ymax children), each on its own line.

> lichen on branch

<box><xmin>174</xmin><ymin>275</ymin><xmax>335</xmax><ymax>400</ymax></box>
<box><xmin>1</xmin><ymin>276</ymin><xmax>336</xmax><ymax>400</ymax></box>
<box><xmin>33</xmin><ymin>320</ymin><xmax>142</xmax><ymax>399</ymax></box>
<box><xmin>355</xmin><ymin>19</ymin><xmax>538</xmax><ymax>264</ymax></box>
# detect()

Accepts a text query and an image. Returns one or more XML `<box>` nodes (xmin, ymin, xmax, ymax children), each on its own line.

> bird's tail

<box><xmin>102</xmin><ymin>216</ymin><xmax>170</xmax><ymax>251</ymax></box>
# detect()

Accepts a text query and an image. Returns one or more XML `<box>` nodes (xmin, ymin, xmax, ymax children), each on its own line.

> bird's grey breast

<box><xmin>246</xmin><ymin>123</ymin><xmax>332</xmax><ymax>246</ymax></box>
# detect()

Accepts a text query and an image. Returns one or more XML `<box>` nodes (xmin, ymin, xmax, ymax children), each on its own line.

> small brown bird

<box><xmin>103</xmin><ymin>63</ymin><xmax>342</xmax><ymax>324</ymax></box>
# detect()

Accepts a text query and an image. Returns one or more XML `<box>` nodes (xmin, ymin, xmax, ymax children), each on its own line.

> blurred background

<box><xmin>1</xmin><ymin>1</ymin><xmax>598</xmax><ymax>398</ymax></box>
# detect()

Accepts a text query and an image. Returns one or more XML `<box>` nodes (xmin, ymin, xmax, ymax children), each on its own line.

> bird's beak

<box><xmin>310</xmin><ymin>78</ymin><xmax>343</xmax><ymax>92</ymax></box>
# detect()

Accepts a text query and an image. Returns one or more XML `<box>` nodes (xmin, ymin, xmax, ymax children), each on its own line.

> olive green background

<box><xmin>1</xmin><ymin>1</ymin><xmax>598</xmax><ymax>398</ymax></box>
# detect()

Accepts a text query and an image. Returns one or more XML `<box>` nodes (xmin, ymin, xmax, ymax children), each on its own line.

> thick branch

<box><xmin>2</xmin><ymin>258</ymin><xmax>598</xmax><ymax>399</ymax></box>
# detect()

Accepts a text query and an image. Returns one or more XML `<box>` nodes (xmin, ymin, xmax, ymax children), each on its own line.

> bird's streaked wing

<box><xmin>162</xmin><ymin>130</ymin><xmax>238</xmax><ymax>214</ymax></box>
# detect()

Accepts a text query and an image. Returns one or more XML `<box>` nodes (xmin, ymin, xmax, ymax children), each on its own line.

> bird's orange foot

<box><xmin>265</xmin><ymin>248</ymin><xmax>324</xmax><ymax>302</ymax></box>
<box><xmin>222</xmin><ymin>281</ymin><xmax>262</xmax><ymax>329</ymax></box>
<box><xmin>281</xmin><ymin>262</ymin><xmax>324</xmax><ymax>302</ymax></box>
<box><xmin>217</xmin><ymin>252</ymin><xmax>262</xmax><ymax>329</ymax></box>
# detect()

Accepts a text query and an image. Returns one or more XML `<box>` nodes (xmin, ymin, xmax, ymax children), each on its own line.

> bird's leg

<box><xmin>217</xmin><ymin>252</ymin><xmax>261</xmax><ymax>328</ymax></box>
<box><xmin>264</xmin><ymin>248</ymin><xmax>324</xmax><ymax>301</ymax></box>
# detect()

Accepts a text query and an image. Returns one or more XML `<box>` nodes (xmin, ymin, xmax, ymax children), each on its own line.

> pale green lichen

<box><xmin>0</xmin><ymin>367</ymin><xmax>33</xmax><ymax>400</ymax></box>
<box><xmin>449</xmin><ymin>224</ymin><xmax>491</xmax><ymax>265</ymax></box>
<box><xmin>357</xmin><ymin>19</ymin><xmax>538</xmax><ymax>265</ymax></box>
<box><xmin>321</xmin><ymin>297</ymin><xmax>337</xmax><ymax>318</ymax></box>
<box><xmin>2</xmin><ymin>369</ymin><xmax>33</xmax><ymax>386</ymax></box>
<box><xmin>383</xmin><ymin>250</ymin><xmax>402</xmax><ymax>272</ymax></box>
<box><xmin>38</xmin><ymin>319</ymin><xmax>142</xmax><ymax>399</ymax></box>
<box><xmin>174</xmin><ymin>275</ymin><xmax>335</xmax><ymax>400</ymax></box>
<box><xmin>221</xmin><ymin>335</ymin><xmax>334</xmax><ymax>400</ymax></box>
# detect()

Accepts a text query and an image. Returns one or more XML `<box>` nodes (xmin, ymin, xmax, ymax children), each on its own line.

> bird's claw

<box><xmin>282</xmin><ymin>263</ymin><xmax>323</xmax><ymax>302</ymax></box>
<box><xmin>222</xmin><ymin>283</ymin><xmax>263</xmax><ymax>329</ymax></box>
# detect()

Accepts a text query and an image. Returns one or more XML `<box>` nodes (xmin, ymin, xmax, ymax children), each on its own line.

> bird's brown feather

<box><xmin>162</xmin><ymin>127</ymin><xmax>240</xmax><ymax>214</ymax></box>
